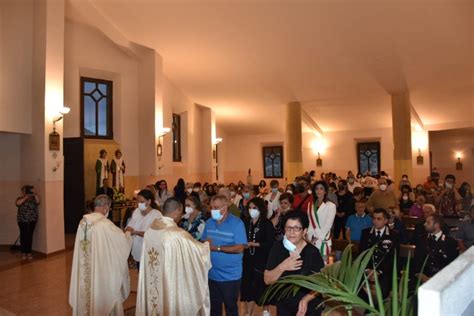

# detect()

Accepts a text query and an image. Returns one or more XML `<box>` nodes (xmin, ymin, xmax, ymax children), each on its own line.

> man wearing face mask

<box><xmin>292</xmin><ymin>176</ymin><xmax>313</xmax><ymax>212</ymax></box>
<box><xmin>136</xmin><ymin>198</ymin><xmax>211</xmax><ymax>316</ymax></box>
<box><xmin>347</xmin><ymin>175</ymin><xmax>362</xmax><ymax>193</ymax></box>
<box><xmin>264</xmin><ymin>180</ymin><xmax>281</xmax><ymax>220</ymax></box>
<box><xmin>202</xmin><ymin>195</ymin><xmax>247</xmax><ymax>316</ymax></box>
<box><xmin>437</xmin><ymin>174</ymin><xmax>462</xmax><ymax>216</ymax></box>
<box><xmin>366</xmin><ymin>178</ymin><xmax>399</xmax><ymax>214</ymax></box>
<box><xmin>69</xmin><ymin>195</ymin><xmax>132</xmax><ymax>316</ymax></box>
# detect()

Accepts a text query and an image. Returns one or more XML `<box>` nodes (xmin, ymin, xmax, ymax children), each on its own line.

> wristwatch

<box><xmin>217</xmin><ymin>246</ymin><xmax>221</xmax><ymax>252</ymax></box>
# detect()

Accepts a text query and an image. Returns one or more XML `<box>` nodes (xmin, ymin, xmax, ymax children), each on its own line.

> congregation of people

<box><xmin>68</xmin><ymin>167</ymin><xmax>473</xmax><ymax>316</ymax></box>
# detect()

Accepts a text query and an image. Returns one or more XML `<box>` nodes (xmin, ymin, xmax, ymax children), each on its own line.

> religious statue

<box><xmin>95</xmin><ymin>149</ymin><xmax>109</xmax><ymax>191</ymax></box>
<box><xmin>111</xmin><ymin>149</ymin><xmax>126</xmax><ymax>193</ymax></box>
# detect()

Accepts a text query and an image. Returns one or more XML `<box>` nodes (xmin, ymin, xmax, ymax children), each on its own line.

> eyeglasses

<box><xmin>284</xmin><ymin>226</ymin><xmax>303</xmax><ymax>233</ymax></box>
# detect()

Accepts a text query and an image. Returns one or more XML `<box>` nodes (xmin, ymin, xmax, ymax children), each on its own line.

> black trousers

<box><xmin>18</xmin><ymin>221</ymin><xmax>36</xmax><ymax>254</ymax></box>
<box><xmin>209</xmin><ymin>279</ymin><xmax>241</xmax><ymax>316</ymax></box>
<box><xmin>333</xmin><ymin>215</ymin><xmax>347</xmax><ymax>240</ymax></box>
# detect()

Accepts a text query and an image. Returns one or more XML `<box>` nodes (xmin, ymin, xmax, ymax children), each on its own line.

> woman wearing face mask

<box><xmin>180</xmin><ymin>196</ymin><xmax>206</xmax><ymax>240</ymax></box>
<box><xmin>285</xmin><ymin>184</ymin><xmax>296</xmax><ymax>195</ymax></box>
<box><xmin>399</xmin><ymin>185</ymin><xmax>415</xmax><ymax>215</ymax></box>
<box><xmin>239</xmin><ymin>185</ymin><xmax>254</xmax><ymax>220</ymax></box>
<box><xmin>264</xmin><ymin>180</ymin><xmax>281</xmax><ymax>220</ymax></box>
<box><xmin>307</xmin><ymin>181</ymin><xmax>337</xmax><ymax>264</ymax></box>
<box><xmin>272</xmin><ymin>193</ymin><xmax>294</xmax><ymax>241</ymax></box>
<box><xmin>125</xmin><ymin>189</ymin><xmax>162</xmax><ymax>269</ymax></box>
<box><xmin>414</xmin><ymin>184</ymin><xmax>425</xmax><ymax>199</ymax></box>
<box><xmin>264</xmin><ymin>210</ymin><xmax>324</xmax><ymax>316</ymax></box>
<box><xmin>240</xmin><ymin>197</ymin><xmax>275</xmax><ymax>316</ymax></box>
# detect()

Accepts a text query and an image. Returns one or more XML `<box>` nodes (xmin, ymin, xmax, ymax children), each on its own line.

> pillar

<box><xmin>285</xmin><ymin>102</ymin><xmax>304</xmax><ymax>182</ymax></box>
<box><xmin>20</xmin><ymin>0</ymin><xmax>66</xmax><ymax>254</ymax></box>
<box><xmin>391</xmin><ymin>92</ymin><xmax>413</xmax><ymax>184</ymax></box>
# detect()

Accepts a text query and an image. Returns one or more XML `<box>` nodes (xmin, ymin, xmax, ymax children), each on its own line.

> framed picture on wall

<box><xmin>49</xmin><ymin>131</ymin><xmax>60</xmax><ymax>151</ymax></box>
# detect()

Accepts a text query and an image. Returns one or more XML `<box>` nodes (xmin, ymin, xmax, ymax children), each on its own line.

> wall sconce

<box><xmin>316</xmin><ymin>152</ymin><xmax>323</xmax><ymax>167</ymax></box>
<box><xmin>456</xmin><ymin>156</ymin><xmax>463</xmax><ymax>170</ymax></box>
<box><xmin>213</xmin><ymin>137</ymin><xmax>223</xmax><ymax>159</ymax></box>
<box><xmin>49</xmin><ymin>106</ymin><xmax>70</xmax><ymax>151</ymax></box>
<box><xmin>156</xmin><ymin>127</ymin><xmax>171</xmax><ymax>158</ymax></box>
<box><xmin>416</xmin><ymin>148</ymin><xmax>424</xmax><ymax>165</ymax></box>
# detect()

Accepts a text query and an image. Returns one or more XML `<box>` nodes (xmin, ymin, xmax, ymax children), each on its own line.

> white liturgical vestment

<box><xmin>136</xmin><ymin>217</ymin><xmax>211</xmax><ymax>316</ymax></box>
<box><xmin>69</xmin><ymin>212</ymin><xmax>132</xmax><ymax>316</ymax></box>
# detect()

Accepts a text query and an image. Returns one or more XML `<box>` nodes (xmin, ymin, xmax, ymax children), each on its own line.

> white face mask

<box><xmin>307</xmin><ymin>189</ymin><xmax>312</xmax><ymax>195</ymax></box>
<box><xmin>249</xmin><ymin>208</ymin><xmax>260</xmax><ymax>219</ymax></box>
<box><xmin>445</xmin><ymin>183</ymin><xmax>453</xmax><ymax>189</ymax></box>
<box><xmin>230</xmin><ymin>191</ymin><xmax>236</xmax><ymax>197</ymax></box>
<box><xmin>379</xmin><ymin>184</ymin><xmax>387</xmax><ymax>191</ymax></box>
<box><xmin>348</xmin><ymin>178</ymin><xmax>355</xmax><ymax>184</ymax></box>
<box><xmin>138</xmin><ymin>202</ymin><xmax>147</xmax><ymax>211</ymax></box>
<box><xmin>286</xmin><ymin>190</ymin><xmax>293</xmax><ymax>195</ymax></box>
<box><xmin>402</xmin><ymin>195</ymin><xmax>409</xmax><ymax>201</ymax></box>
<box><xmin>193</xmin><ymin>188</ymin><xmax>200</xmax><ymax>192</ymax></box>
<box><xmin>186</xmin><ymin>188</ymin><xmax>193</xmax><ymax>194</ymax></box>
<box><xmin>183</xmin><ymin>206</ymin><xmax>194</xmax><ymax>219</ymax></box>
<box><xmin>283</xmin><ymin>235</ymin><xmax>297</xmax><ymax>253</ymax></box>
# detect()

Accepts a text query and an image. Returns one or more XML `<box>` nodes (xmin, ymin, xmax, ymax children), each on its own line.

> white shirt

<box><xmin>375</xmin><ymin>226</ymin><xmax>386</xmax><ymax>237</ymax></box>
<box><xmin>264</xmin><ymin>191</ymin><xmax>281</xmax><ymax>218</ymax></box>
<box><xmin>127</xmin><ymin>208</ymin><xmax>163</xmax><ymax>261</ymax></box>
<box><xmin>431</xmin><ymin>231</ymin><xmax>443</xmax><ymax>241</ymax></box>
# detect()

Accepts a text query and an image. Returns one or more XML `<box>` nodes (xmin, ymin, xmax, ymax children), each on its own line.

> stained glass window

<box><xmin>357</xmin><ymin>142</ymin><xmax>380</xmax><ymax>175</ymax></box>
<box><xmin>263</xmin><ymin>146</ymin><xmax>283</xmax><ymax>178</ymax></box>
<box><xmin>81</xmin><ymin>77</ymin><xmax>113</xmax><ymax>139</ymax></box>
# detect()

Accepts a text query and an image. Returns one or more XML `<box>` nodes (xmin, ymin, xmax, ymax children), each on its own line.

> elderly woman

<box><xmin>264</xmin><ymin>210</ymin><xmax>324</xmax><ymax>316</ymax></box>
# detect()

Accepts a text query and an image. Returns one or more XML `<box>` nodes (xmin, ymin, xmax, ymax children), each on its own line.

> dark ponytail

<box><xmin>138</xmin><ymin>189</ymin><xmax>159</xmax><ymax>210</ymax></box>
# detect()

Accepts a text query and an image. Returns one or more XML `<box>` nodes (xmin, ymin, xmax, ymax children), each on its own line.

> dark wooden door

<box><xmin>64</xmin><ymin>137</ymin><xmax>85</xmax><ymax>233</ymax></box>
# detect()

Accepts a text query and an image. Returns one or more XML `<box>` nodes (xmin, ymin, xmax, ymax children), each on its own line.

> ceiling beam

<box><xmin>301</xmin><ymin>108</ymin><xmax>324</xmax><ymax>137</ymax></box>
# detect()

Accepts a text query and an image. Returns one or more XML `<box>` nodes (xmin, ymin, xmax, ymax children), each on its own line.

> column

<box><xmin>285</xmin><ymin>102</ymin><xmax>304</xmax><ymax>182</ymax></box>
<box><xmin>20</xmin><ymin>0</ymin><xmax>66</xmax><ymax>254</ymax></box>
<box><xmin>391</xmin><ymin>92</ymin><xmax>413</xmax><ymax>184</ymax></box>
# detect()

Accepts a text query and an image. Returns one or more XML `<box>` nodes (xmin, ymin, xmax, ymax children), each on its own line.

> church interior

<box><xmin>0</xmin><ymin>0</ymin><xmax>473</xmax><ymax>315</ymax></box>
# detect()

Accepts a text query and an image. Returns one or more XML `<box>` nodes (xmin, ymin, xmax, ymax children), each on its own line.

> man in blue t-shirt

<box><xmin>202</xmin><ymin>194</ymin><xmax>247</xmax><ymax>316</ymax></box>
<box><xmin>346</xmin><ymin>200</ymin><xmax>373</xmax><ymax>242</ymax></box>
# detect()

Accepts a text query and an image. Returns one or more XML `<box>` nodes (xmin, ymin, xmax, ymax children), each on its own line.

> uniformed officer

<box><xmin>414</xmin><ymin>214</ymin><xmax>459</xmax><ymax>282</ymax></box>
<box><xmin>359</xmin><ymin>208</ymin><xmax>400</xmax><ymax>298</ymax></box>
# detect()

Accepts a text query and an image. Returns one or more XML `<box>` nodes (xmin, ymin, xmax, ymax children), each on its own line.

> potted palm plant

<box><xmin>261</xmin><ymin>245</ymin><xmax>424</xmax><ymax>315</ymax></box>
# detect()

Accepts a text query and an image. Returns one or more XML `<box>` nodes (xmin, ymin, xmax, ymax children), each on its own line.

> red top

<box><xmin>292</xmin><ymin>193</ymin><xmax>314</xmax><ymax>212</ymax></box>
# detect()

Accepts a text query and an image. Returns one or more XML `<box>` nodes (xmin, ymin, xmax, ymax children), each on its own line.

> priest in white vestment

<box><xmin>136</xmin><ymin>197</ymin><xmax>211</xmax><ymax>316</ymax></box>
<box><xmin>69</xmin><ymin>195</ymin><xmax>132</xmax><ymax>316</ymax></box>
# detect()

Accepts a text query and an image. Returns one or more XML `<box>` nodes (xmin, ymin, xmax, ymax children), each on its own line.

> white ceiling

<box><xmin>88</xmin><ymin>0</ymin><xmax>473</xmax><ymax>135</ymax></box>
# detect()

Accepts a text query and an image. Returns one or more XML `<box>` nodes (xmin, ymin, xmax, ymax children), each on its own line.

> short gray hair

<box><xmin>94</xmin><ymin>195</ymin><xmax>112</xmax><ymax>208</ymax></box>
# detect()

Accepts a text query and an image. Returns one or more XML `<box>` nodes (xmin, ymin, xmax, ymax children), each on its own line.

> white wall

<box><xmin>63</xmin><ymin>20</ymin><xmax>140</xmax><ymax>176</ymax></box>
<box><xmin>0</xmin><ymin>133</ymin><xmax>21</xmax><ymax>245</ymax></box>
<box><xmin>0</xmin><ymin>0</ymin><xmax>33</xmax><ymax>134</ymax></box>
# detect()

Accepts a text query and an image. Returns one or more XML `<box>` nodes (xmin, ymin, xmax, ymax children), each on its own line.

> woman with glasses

<box><xmin>264</xmin><ymin>210</ymin><xmax>324</xmax><ymax>316</ymax></box>
<box><xmin>307</xmin><ymin>181</ymin><xmax>337</xmax><ymax>264</ymax></box>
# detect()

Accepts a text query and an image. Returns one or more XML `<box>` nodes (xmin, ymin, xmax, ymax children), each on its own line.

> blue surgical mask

<box><xmin>243</xmin><ymin>192</ymin><xmax>250</xmax><ymax>199</ymax></box>
<box><xmin>283</xmin><ymin>235</ymin><xmax>297</xmax><ymax>253</ymax></box>
<box><xmin>211</xmin><ymin>209</ymin><xmax>223</xmax><ymax>221</ymax></box>
<box><xmin>272</xmin><ymin>188</ymin><xmax>278</xmax><ymax>193</ymax></box>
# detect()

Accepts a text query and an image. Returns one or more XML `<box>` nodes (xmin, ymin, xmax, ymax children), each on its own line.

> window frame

<box><xmin>262</xmin><ymin>145</ymin><xmax>284</xmax><ymax>179</ymax></box>
<box><xmin>80</xmin><ymin>77</ymin><xmax>114</xmax><ymax>139</ymax></box>
<box><xmin>172</xmin><ymin>113</ymin><xmax>182</xmax><ymax>162</ymax></box>
<box><xmin>357</xmin><ymin>141</ymin><xmax>381</xmax><ymax>175</ymax></box>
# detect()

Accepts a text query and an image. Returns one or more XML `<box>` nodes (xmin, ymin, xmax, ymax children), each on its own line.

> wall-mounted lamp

<box><xmin>416</xmin><ymin>148</ymin><xmax>424</xmax><ymax>165</ymax></box>
<box><xmin>316</xmin><ymin>152</ymin><xmax>323</xmax><ymax>167</ymax></box>
<box><xmin>213</xmin><ymin>137</ymin><xmax>223</xmax><ymax>159</ymax></box>
<box><xmin>49</xmin><ymin>106</ymin><xmax>70</xmax><ymax>151</ymax></box>
<box><xmin>456</xmin><ymin>156</ymin><xmax>463</xmax><ymax>170</ymax></box>
<box><xmin>156</xmin><ymin>127</ymin><xmax>171</xmax><ymax>158</ymax></box>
